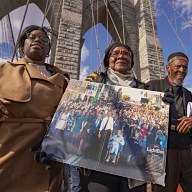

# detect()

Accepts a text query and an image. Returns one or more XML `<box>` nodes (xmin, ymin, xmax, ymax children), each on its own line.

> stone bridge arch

<box><xmin>0</xmin><ymin>0</ymin><xmax>61</xmax><ymax>23</ymax></box>
<box><xmin>81</xmin><ymin>0</ymin><xmax>138</xmax><ymax>77</ymax></box>
<box><xmin>55</xmin><ymin>0</ymin><xmax>165</xmax><ymax>81</ymax></box>
<box><xmin>0</xmin><ymin>0</ymin><xmax>165</xmax><ymax>82</ymax></box>
<box><xmin>0</xmin><ymin>0</ymin><xmax>62</xmax><ymax>63</ymax></box>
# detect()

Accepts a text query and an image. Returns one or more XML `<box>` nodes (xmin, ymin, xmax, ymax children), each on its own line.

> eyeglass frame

<box><xmin>26</xmin><ymin>32</ymin><xmax>50</xmax><ymax>44</ymax></box>
<box><xmin>109</xmin><ymin>50</ymin><xmax>132</xmax><ymax>58</ymax></box>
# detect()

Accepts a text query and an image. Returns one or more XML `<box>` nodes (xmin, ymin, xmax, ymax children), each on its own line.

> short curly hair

<box><xmin>16</xmin><ymin>25</ymin><xmax>52</xmax><ymax>57</ymax></box>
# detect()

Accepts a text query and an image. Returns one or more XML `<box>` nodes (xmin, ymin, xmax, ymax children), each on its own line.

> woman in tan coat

<box><xmin>0</xmin><ymin>25</ymin><xmax>69</xmax><ymax>192</ymax></box>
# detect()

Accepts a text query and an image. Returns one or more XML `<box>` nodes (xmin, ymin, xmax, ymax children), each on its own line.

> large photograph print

<box><xmin>42</xmin><ymin>79</ymin><xmax>169</xmax><ymax>185</ymax></box>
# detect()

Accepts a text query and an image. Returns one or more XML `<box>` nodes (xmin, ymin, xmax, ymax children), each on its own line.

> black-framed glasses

<box><xmin>110</xmin><ymin>50</ymin><xmax>132</xmax><ymax>58</ymax></box>
<box><xmin>26</xmin><ymin>33</ymin><xmax>50</xmax><ymax>44</ymax></box>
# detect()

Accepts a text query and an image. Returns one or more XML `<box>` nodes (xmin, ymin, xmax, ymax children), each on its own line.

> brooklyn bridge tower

<box><xmin>0</xmin><ymin>0</ymin><xmax>165</xmax><ymax>82</ymax></box>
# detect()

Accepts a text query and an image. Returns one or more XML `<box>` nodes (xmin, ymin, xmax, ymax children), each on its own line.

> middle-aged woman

<box><xmin>0</xmin><ymin>25</ymin><xmax>69</xmax><ymax>192</ymax></box>
<box><xmin>80</xmin><ymin>42</ymin><xmax>147</xmax><ymax>192</ymax></box>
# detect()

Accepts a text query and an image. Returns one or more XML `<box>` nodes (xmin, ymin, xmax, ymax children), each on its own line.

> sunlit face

<box><xmin>166</xmin><ymin>59</ymin><xmax>188</xmax><ymax>86</ymax></box>
<box><xmin>109</xmin><ymin>46</ymin><xmax>132</xmax><ymax>74</ymax></box>
<box><xmin>23</xmin><ymin>29</ymin><xmax>50</xmax><ymax>62</ymax></box>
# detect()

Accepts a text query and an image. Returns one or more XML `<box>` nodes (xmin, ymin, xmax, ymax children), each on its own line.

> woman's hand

<box><xmin>0</xmin><ymin>98</ymin><xmax>11</xmax><ymax>121</ymax></box>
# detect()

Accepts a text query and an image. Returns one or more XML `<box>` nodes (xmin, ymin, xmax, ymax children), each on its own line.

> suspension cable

<box><xmin>48</xmin><ymin>0</ymin><xmax>56</xmax><ymax>27</ymax></box>
<box><xmin>2</xmin><ymin>18</ymin><xmax>7</xmax><ymax>59</ymax></box>
<box><xmin>148</xmin><ymin>0</ymin><xmax>162</xmax><ymax>79</ymax></box>
<box><xmin>120</xmin><ymin>0</ymin><xmax>125</xmax><ymax>43</ymax></box>
<box><xmin>41</xmin><ymin>0</ymin><xmax>55</xmax><ymax>26</ymax></box>
<box><xmin>49</xmin><ymin>0</ymin><xmax>64</xmax><ymax>36</ymax></box>
<box><xmin>90</xmin><ymin>20</ymin><xmax>93</xmax><ymax>72</ymax></box>
<box><xmin>168</xmin><ymin>0</ymin><xmax>192</xmax><ymax>44</ymax></box>
<box><xmin>103</xmin><ymin>0</ymin><xmax>122</xmax><ymax>43</ymax></box>
<box><xmin>162</xmin><ymin>9</ymin><xmax>189</xmax><ymax>55</ymax></box>
<box><xmin>89</xmin><ymin>0</ymin><xmax>102</xmax><ymax>64</ymax></box>
<box><xmin>7</xmin><ymin>13</ymin><xmax>18</xmax><ymax>60</ymax></box>
<box><xmin>97</xmin><ymin>38</ymin><xmax>113</xmax><ymax>72</ymax></box>
<box><xmin>96</xmin><ymin>0</ymin><xmax>99</xmax><ymax>68</ymax></box>
<box><xmin>42</xmin><ymin>0</ymin><xmax>49</xmax><ymax>26</ymax></box>
<box><xmin>106</xmin><ymin>0</ymin><xmax>109</xmax><ymax>45</ymax></box>
<box><xmin>172</xmin><ymin>3</ymin><xmax>180</xmax><ymax>50</ymax></box>
<box><xmin>11</xmin><ymin>0</ymin><xmax>30</xmax><ymax>62</ymax></box>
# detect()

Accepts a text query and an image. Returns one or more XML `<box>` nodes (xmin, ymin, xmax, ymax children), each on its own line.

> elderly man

<box><xmin>146</xmin><ymin>52</ymin><xmax>192</xmax><ymax>192</ymax></box>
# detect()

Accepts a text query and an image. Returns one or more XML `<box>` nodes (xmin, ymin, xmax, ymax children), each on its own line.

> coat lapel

<box><xmin>0</xmin><ymin>58</ymin><xmax>67</xmax><ymax>102</ymax></box>
<box><xmin>22</xmin><ymin>59</ymin><xmax>66</xmax><ymax>90</ymax></box>
<box><xmin>0</xmin><ymin>59</ymin><xmax>31</xmax><ymax>102</ymax></box>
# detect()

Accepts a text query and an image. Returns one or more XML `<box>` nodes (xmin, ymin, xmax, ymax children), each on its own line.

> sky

<box><xmin>0</xmin><ymin>0</ymin><xmax>192</xmax><ymax>89</ymax></box>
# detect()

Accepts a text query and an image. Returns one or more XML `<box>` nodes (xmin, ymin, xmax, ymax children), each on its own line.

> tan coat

<box><xmin>0</xmin><ymin>58</ymin><xmax>68</xmax><ymax>192</ymax></box>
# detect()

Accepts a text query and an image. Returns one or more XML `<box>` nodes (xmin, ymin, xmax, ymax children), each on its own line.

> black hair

<box><xmin>103</xmin><ymin>42</ymin><xmax>134</xmax><ymax>69</ymax></box>
<box><xmin>16</xmin><ymin>25</ymin><xmax>52</xmax><ymax>57</ymax></box>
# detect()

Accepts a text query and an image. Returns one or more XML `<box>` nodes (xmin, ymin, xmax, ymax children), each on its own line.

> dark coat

<box><xmin>146</xmin><ymin>76</ymin><xmax>192</xmax><ymax>115</ymax></box>
<box><xmin>146</xmin><ymin>76</ymin><xmax>192</xmax><ymax>148</ymax></box>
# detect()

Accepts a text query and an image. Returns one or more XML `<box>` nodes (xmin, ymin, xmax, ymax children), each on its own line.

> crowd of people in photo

<box><xmin>50</xmin><ymin>91</ymin><xmax>168</xmax><ymax>165</ymax></box>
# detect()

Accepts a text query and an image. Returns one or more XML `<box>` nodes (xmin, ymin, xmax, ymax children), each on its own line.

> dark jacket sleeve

<box><xmin>85</xmin><ymin>71</ymin><xmax>107</xmax><ymax>83</ymax></box>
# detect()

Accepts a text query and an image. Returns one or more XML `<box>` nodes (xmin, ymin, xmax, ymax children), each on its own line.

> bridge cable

<box><xmin>11</xmin><ymin>0</ymin><xmax>30</xmax><ymax>62</ymax></box>
<box><xmin>97</xmin><ymin>38</ymin><xmax>113</xmax><ymax>72</ymax></box>
<box><xmin>148</xmin><ymin>0</ymin><xmax>162</xmax><ymax>79</ymax></box>
<box><xmin>89</xmin><ymin>0</ymin><xmax>102</xmax><ymax>65</ymax></box>
<box><xmin>7</xmin><ymin>13</ymin><xmax>18</xmax><ymax>60</ymax></box>
<box><xmin>120</xmin><ymin>0</ymin><xmax>125</xmax><ymax>44</ymax></box>
<box><xmin>49</xmin><ymin>0</ymin><xmax>63</xmax><ymax>32</ymax></box>
<box><xmin>168</xmin><ymin>0</ymin><xmax>192</xmax><ymax>50</ymax></box>
<box><xmin>162</xmin><ymin>9</ymin><xmax>189</xmax><ymax>56</ymax></box>
<box><xmin>96</xmin><ymin>0</ymin><xmax>100</xmax><ymax>69</ymax></box>
<box><xmin>121</xmin><ymin>1</ymin><xmax>136</xmax><ymax>79</ymax></box>
<box><xmin>106</xmin><ymin>0</ymin><xmax>109</xmax><ymax>46</ymax></box>
<box><xmin>172</xmin><ymin>2</ymin><xmax>180</xmax><ymax>51</ymax></box>
<box><xmin>103</xmin><ymin>0</ymin><xmax>122</xmax><ymax>43</ymax></box>
<box><xmin>41</xmin><ymin>0</ymin><xmax>55</xmax><ymax>27</ymax></box>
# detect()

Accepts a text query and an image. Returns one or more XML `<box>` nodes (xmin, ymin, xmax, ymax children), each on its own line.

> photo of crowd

<box><xmin>42</xmin><ymin>79</ymin><xmax>169</xmax><ymax>185</ymax></box>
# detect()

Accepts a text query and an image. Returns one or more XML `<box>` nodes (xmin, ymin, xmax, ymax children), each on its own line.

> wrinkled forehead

<box><xmin>168</xmin><ymin>56</ymin><xmax>188</xmax><ymax>64</ymax></box>
<box><xmin>169</xmin><ymin>59</ymin><xmax>188</xmax><ymax>66</ymax></box>
<box><xmin>112</xmin><ymin>46</ymin><xmax>129</xmax><ymax>52</ymax></box>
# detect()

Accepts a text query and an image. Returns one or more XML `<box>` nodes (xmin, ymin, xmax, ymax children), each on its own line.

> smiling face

<box><xmin>166</xmin><ymin>59</ymin><xmax>188</xmax><ymax>86</ymax></box>
<box><xmin>108</xmin><ymin>46</ymin><xmax>132</xmax><ymax>74</ymax></box>
<box><xmin>23</xmin><ymin>29</ymin><xmax>50</xmax><ymax>64</ymax></box>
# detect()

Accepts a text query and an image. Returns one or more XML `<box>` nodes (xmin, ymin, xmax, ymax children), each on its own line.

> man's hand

<box><xmin>0</xmin><ymin>98</ymin><xmax>11</xmax><ymax>121</ymax></box>
<box><xmin>177</xmin><ymin>116</ymin><xmax>192</xmax><ymax>134</ymax></box>
<box><xmin>162</xmin><ymin>88</ymin><xmax>175</xmax><ymax>104</ymax></box>
<box><xmin>31</xmin><ymin>141</ymin><xmax>56</xmax><ymax>170</ymax></box>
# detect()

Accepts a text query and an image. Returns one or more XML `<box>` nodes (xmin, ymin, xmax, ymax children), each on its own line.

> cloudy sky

<box><xmin>81</xmin><ymin>0</ymin><xmax>192</xmax><ymax>89</ymax></box>
<box><xmin>154</xmin><ymin>0</ymin><xmax>192</xmax><ymax>90</ymax></box>
<box><xmin>0</xmin><ymin>1</ymin><xmax>192</xmax><ymax>90</ymax></box>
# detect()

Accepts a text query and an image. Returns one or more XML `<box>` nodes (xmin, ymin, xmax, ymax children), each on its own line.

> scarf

<box><xmin>106</xmin><ymin>68</ymin><xmax>136</xmax><ymax>87</ymax></box>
